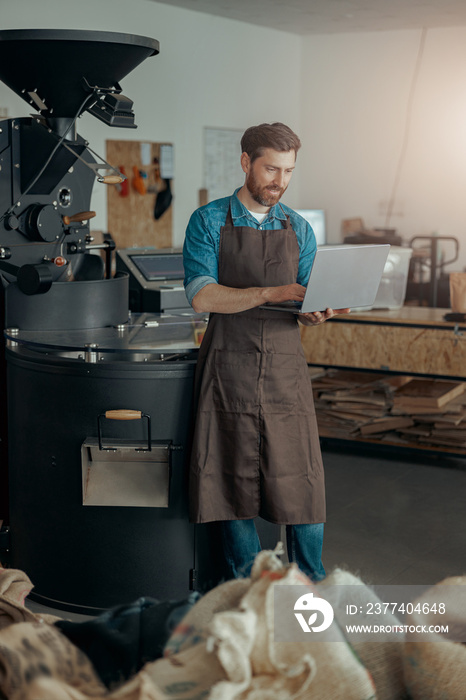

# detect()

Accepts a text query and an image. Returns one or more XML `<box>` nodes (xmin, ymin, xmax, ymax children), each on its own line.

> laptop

<box><xmin>261</xmin><ymin>244</ymin><xmax>390</xmax><ymax>313</ymax></box>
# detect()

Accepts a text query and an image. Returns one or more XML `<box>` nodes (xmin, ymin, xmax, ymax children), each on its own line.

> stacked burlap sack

<box><xmin>403</xmin><ymin>576</ymin><xmax>466</xmax><ymax>700</ymax></box>
<box><xmin>1</xmin><ymin>554</ymin><xmax>466</xmax><ymax>699</ymax></box>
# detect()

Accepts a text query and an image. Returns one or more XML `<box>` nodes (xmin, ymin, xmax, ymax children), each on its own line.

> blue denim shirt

<box><xmin>183</xmin><ymin>188</ymin><xmax>317</xmax><ymax>305</ymax></box>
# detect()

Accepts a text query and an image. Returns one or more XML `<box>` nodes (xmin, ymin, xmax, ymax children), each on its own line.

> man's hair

<box><xmin>241</xmin><ymin>122</ymin><xmax>301</xmax><ymax>163</ymax></box>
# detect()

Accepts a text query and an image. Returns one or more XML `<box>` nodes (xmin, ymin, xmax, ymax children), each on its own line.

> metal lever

<box><xmin>61</xmin><ymin>141</ymin><xmax>125</xmax><ymax>184</ymax></box>
<box><xmin>63</xmin><ymin>210</ymin><xmax>96</xmax><ymax>226</ymax></box>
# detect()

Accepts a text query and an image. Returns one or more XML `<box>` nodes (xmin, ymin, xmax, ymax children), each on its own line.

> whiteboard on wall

<box><xmin>204</xmin><ymin>127</ymin><xmax>244</xmax><ymax>202</ymax></box>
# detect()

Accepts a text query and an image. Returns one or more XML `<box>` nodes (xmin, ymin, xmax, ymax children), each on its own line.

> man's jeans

<box><xmin>220</xmin><ymin>519</ymin><xmax>326</xmax><ymax>582</ymax></box>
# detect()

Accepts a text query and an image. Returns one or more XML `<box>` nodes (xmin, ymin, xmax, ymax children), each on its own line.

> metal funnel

<box><xmin>0</xmin><ymin>29</ymin><xmax>159</xmax><ymax>118</ymax></box>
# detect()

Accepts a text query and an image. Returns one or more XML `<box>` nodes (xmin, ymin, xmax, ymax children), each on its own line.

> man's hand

<box><xmin>298</xmin><ymin>307</ymin><xmax>351</xmax><ymax>326</ymax></box>
<box><xmin>263</xmin><ymin>283</ymin><xmax>306</xmax><ymax>304</ymax></box>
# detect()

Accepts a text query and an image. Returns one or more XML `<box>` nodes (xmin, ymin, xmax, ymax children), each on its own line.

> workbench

<box><xmin>300</xmin><ymin>306</ymin><xmax>466</xmax><ymax>455</ymax></box>
<box><xmin>301</xmin><ymin>306</ymin><xmax>466</xmax><ymax>378</ymax></box>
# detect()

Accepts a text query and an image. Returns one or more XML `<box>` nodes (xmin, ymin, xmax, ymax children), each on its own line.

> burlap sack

<box><xmin>155</xmin><ymin>546</ymin><xmax>376</xmax><ymax>700</ymax></box>
<box><xmin>13</xmin><ymin>669</ymin><xmax>165</xmax><ymax>700</ymax></box>
<box><xmin>317</xmin><ymin>569</ymin><xmax>405</xmax><ymax>700</ymax></box>
<box><xmin>0</xmin><ymin>566</ymin><xmax>60</xmax><ymax>630</ymax></box>
<box><xmin>164</xmin><ymin>544</ymin><xmax>285</xmax><ymax>658</ymax></box>
<box><xmin>0</xmin><ymin>567</ymin><xmax>33</xmax><ymax>606</ymax></box>
<box><xmin>164</xmin><ymin>578</ymin><xmax>251</xmax><ymax>657</ymax></box>
<box><xmin>240</xmin><ymin>561</ymin><xmax>377</xmax><ymax>699</ymax></box>
<box><xmin>449</xmin><ymin>272</ymin><xmax>466</xmax><ymax>313</ymax></box>
<box><xmin>402</xmin><ymin>575</ymin><xmax>466</xmax><ymax>700</ymax></box>
<box><xmin>0</xmin><ymin>555</ymin><xmax>384</xmax><ymax>699</ymax></box>
<box><xmin>0</xmin><ymin>621</ymin><xmax>107</xmax><ymax>700</ymax></box>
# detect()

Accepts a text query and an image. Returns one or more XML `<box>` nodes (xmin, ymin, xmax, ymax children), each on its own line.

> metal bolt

<box><xmin>84</xmin><ymin>343</ymin><xmax>99</xmax><ymax>363</ymax></box>
<box><xmin>5</xmin><ymin>327</ymin><xmax>19</xmax><ymax>349</ymax></box>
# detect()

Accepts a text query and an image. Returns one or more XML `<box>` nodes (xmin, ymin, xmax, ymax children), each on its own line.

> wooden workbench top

<box><xmin>329</xmin><ymin>306</ymin><xmax>462</xmax><ymax>328</ymax></box>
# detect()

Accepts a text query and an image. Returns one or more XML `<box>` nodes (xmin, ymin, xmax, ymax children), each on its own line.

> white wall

<box><xmin>0</xmin><ymin>0</ymin><xmax>302</xmax><ymax>246</ymax></box>
<box><xmin>301</xmin><ymin>27</ymin><xmax>466</xmax><ymax>272</ymax></box>
<box><xmin>4</xmin><ymin>3</ymin><xmax>466</xmax><ymax>274</ymax></box>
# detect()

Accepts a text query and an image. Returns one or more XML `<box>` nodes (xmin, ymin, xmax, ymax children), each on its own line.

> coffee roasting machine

<box><xmin>0</xmin><ymin>29</ymin><xmax>279</xmax><ymax>613</ymax></box>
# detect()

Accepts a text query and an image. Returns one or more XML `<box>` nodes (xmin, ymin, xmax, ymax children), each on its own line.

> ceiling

<box><xmin>151</xmin><ymin>0</ymin><xmax>466</xmax><ymax>35</ymax></box>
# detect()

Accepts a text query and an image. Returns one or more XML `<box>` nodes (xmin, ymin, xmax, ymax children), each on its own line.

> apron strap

<box><xmin>278</xmin><ymin>203</ymin><xmax>293</xmax><ymax>231</ymax></box>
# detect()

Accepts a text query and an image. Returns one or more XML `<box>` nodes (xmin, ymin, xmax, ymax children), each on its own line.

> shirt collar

<box><xmin>230</xmin><ymin>188</ymin><xmax>287</xmax><ymax>225</ymax></box>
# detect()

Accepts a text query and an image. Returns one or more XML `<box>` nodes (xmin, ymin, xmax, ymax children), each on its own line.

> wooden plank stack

<box><xmin>311</xmin><ymin>368</ymin><xmax>466</xmax><ymax>451</ymax></box>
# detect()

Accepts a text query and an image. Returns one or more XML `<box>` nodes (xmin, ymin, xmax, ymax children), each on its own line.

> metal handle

<box><xmin>409</xmin><ymin>235</ymin><xmax>460</xmax><ymax>268</ymax></box>
<box><xmin>97</xmin><ymin>410</ymin><xmax>152</xmax><ymax>451</ymax></box>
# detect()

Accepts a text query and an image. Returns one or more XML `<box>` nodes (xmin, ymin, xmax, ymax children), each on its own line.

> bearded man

<box><xmin>183</xmin><ymin>122</ymin><xmax>348</xmax><ymax>581</ymax></box>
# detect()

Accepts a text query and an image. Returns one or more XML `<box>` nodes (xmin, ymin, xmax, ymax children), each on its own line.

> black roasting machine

<box><xmin>0</xmin><ymin>29</ymin><xmax>279</xmax><ymax>613</ymax></box>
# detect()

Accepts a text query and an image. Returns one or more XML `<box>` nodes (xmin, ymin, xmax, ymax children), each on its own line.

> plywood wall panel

<box><xmin>106</xmin><ymin>140</ymin><xmax>172</xmax><ymax>250</ymax></box>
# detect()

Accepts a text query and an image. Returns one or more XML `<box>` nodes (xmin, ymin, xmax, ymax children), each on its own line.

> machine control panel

<box><xmin>116</xmin><ymin>247</ymin><xmax>192</xmax><ymax>313</ymax></box>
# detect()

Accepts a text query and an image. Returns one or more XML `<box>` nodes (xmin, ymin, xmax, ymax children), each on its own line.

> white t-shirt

<box><xmin>247</xmin><ymin>210</ymin><xmax>267</xmax><ymax>224</ymax></box>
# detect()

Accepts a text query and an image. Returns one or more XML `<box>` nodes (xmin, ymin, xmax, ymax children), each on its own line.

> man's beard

<box><xmin>246</xmin><ymin>170</ymin><xmax>287</xmax><ymax>208</ymax></box>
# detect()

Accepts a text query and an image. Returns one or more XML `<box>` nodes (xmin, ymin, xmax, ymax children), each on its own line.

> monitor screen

<box><xmin>295</xmin><ymin>209</ymin><xmax>326</xmax><ymax>247</ymax></box>
<box><xmin>130</xmin><ymin>253</ymin><xmax>185</xmax><ymax>281</ymax></box>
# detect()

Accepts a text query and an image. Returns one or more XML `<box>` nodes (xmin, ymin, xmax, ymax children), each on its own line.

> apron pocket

<box><xmin>212</xmin><ymin>350</ymin><xmax>261</xmax><ymax>413</ymax></box>
<box><xmin>261</xmin><ymin>353</ymin><xmax>299</xmax><ymax>414</ymax></box>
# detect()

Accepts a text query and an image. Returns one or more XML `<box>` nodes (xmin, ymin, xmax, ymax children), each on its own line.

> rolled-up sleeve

<box><xmin>183</xmin><ymin>209</ymin><xmax>219</xmax><ymax>306</ymax></box>
<box><xmin>185</xmin><ymin>275</ymin><xmax>217</xmax><ymax>306</ymax></box>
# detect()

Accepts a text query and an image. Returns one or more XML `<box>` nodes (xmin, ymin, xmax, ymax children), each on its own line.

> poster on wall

<box><xmin>204</xmin><ymin>127</ymin><xmax>244</xmax><ymax>202</ymax></box>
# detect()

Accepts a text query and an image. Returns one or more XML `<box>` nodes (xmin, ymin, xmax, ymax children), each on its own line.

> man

<box><xmin>183</xmin><ymin>122</ymin><xmax>349</xmax><ymax>581</ymax></box>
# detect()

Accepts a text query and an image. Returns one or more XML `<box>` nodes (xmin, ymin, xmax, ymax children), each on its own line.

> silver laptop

<box><xmin>261</xmin><ymin>244</ymin><xmax>390</xmax><ymax>313</ymax></box>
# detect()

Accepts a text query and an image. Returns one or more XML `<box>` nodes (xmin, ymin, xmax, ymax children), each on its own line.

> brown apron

<box><xmin>189</xmin><ymin>206</ymin><xmax>325</xmax><ymax>525</ymax></box>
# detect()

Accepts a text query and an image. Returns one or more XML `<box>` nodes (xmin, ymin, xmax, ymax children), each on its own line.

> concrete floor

<box><xmin>22</xmin><ymin>442</ymin><xmax>466</xmax><ymax>621</ymax></box>
<box><xmin>322</xmin><ymin>443</ymin><xmax>466</xmax><ymax>586</ymax></box>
